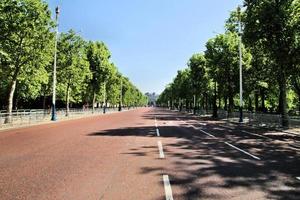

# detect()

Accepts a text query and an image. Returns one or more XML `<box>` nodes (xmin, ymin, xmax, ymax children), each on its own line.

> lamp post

<box><xmin>51</xmin><ymin>6</ymin><xmax>60</xmax><ymax>121</ymax></box>
<box><xmin>238</xmin><ymin>6</ymin><xmax>243</xmax><ymax>123</ymax></box>
<box><xmin>119</xmin><ymin>78</ymin><xmax>122</xmax><ymax>111</ymax></box>
<box><xmin>103</xmin><ymin>82</ymin><xmax>106</xmax><ymax>114</ymax></box>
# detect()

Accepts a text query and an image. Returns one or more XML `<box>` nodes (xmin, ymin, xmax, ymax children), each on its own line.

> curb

<box><xmin>0</xmin><ymin>108</ymin><xmax>138</xmax><ymax>132</ymax></box>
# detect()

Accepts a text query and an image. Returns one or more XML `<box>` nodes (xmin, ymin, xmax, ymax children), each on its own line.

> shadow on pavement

<box><xmin>87</xmin><ymin>109</ymin><xmax>300</xmax><ymax>200</ymax></box>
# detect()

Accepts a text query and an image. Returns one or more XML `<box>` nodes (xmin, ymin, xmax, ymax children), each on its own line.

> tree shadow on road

<box><xmin>87</xmin><ymin>110</ymin><xmax>300</xmax><ymax>200</ymax></box>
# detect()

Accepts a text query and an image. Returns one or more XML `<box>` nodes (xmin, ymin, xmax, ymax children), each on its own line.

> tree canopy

<box><xmin>0</xmin><ymin>0</ymin><xmax>147</xmax><ymax>122</ymax></box>
<box><xmin>158</xmin><ymin>0</ymin><xmax>300</xmax><ymax>127</ymax></box>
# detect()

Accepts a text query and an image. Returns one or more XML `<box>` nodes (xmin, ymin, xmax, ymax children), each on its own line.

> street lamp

<box><xmin>51</xmin><ymin>6</ymin><xmax>60</xmax><ymax>121</ymax></box>
<box><xmin>103</xmin><ymin>82</ymin><xmax>106</xmax><ymax>114</ymax></box>
<box><xmin>118</xmin><ymin>78</ymin><xmax>122</xmax><ymax>111</ymax></box>
<box><xmin>237</xmin><ymin>5</ymin><xmax>243</xmax><ymax>123</ymax></box>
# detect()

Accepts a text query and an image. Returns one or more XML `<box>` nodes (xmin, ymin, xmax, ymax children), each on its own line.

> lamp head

<box><xmin>55</xmin><ymin>6</ymin><xmax>60</xmax><ymax>15</ymax></box>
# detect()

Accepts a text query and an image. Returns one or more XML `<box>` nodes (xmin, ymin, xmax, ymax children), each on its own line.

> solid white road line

<box><xmin>219</xmin><ymin>124</ymin><xmax>235</xmax><ymax>130</ymax></box>
<box><xmin>296</xmin><ymin>177</ymin><xmax>300</xmax><ymax>181</ymax></box>
<box><xmin>163</xmin><ymin>175</ymin><xmax>174</xmax><ymax>200</ymax></box>
<box><xmin>158</xmin><ymin>141</ymin><xmax>165</xmax><ymax>158</ymax></box>
<box><xmin>224</xmin><ymin>142</ymin><xmax>261</xmax><ymax>160</ymax></box>
<box><xmin>242</xmin><ymin>130</ymin><xmax>270</xmax><ymax>139</ymax></box>
<box><xmin>156</xmin><ymin>128</ymin><xmax>160</xmax><ymax>137</ymax></box>
<box><xmin>199</xmin><ymin>129</ymin><xmax>217</xmax><ymax>138</ymax></box>
<box><xmin>189</xmin><ymin>125</ymin><xmax>216</xmax><ymax>138</ymax></box>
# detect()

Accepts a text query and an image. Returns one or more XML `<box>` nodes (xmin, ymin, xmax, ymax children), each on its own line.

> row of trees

<box><xmin>0</xmin><ymin>0</ymin><xmax>148</xmax><ymax>122</ymax></box>
<box><xmin>157</xmin><ymin>0</ymin><xmax>300</xmax><ymax>127</ymax></box>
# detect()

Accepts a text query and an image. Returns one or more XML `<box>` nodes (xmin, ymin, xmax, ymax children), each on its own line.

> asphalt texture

<box><xmin>0</xmin><ymin>108</ymin><xmax>299</xmax><ymax>200</ymax></box>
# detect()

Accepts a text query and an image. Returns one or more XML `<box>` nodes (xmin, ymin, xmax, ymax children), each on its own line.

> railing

<box><xmin>0</xmin><ymin>107</ymin><xmax>125</xmax><ymax>128</ymax></box>
<box><xmin>170</xmin><ymin>107</ymin><xmax>300</xmax><ymax>128</ymax></box>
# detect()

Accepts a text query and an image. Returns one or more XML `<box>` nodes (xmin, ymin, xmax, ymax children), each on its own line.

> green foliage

<box><xmin>0</xmin><ymin>0</ymin><xmax>54</xmax><ymax>114</ymax></box>
<box><xmin>188</xmin><ymin>53</ymin><xmax>207</xmax><ymax>95</ymax></box>
<box><xmin>243</xmin><ymin>0</ymin><xmax>300</xmax><ymax>126</ymax></box>
<box><xmin>56</xmin><ymin>30</ymin><xmax>91</xmax><ymax>106</ymax></box>
<box><xmin>0</xmin><ymin>0</ymin><xmax>158</xmax><ymax>112</ymax></box>
<box><xmin>159</xmin><ymin>2</ymin><xmax>300</xmax><ymax>125</ymax></box>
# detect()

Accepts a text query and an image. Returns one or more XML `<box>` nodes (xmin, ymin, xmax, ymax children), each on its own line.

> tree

<box><xmin>56</xmin><ymin>30</ymin><xmax>91</xmax><ymax>116</ymax></box>
<box><xmin>0</xmin><ymin>0</ymin><xmax>54</xmax><ymax>122</ymax></box>
<box><xmin>243</xmin><ymin>0</ymin><xmax>300</xmax><ymax>127</ymax></box>
<box><xmin>86</xmin><ymin>41</ymin><xmax>112</xmax><ymax>112</ymax></box>
<box><xmin>205</xmin><ymin>32</ymin><xmax>251</xmax><ymax>117</ymax></box>
<box><xmin>188</xmin><ymin>53</ymin><xmax>208</xmax><ymax>114</ymax></box>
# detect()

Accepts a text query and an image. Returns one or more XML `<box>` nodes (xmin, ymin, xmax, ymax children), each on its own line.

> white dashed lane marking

<box><xmin>163</xmin><ymin>175</ymin><xmax>174</xmax><ymax>200</ymax></box>
<box><xmin>156</xmin><ymin>128</ymin><xmax>160</xmax><ymax>137</ymax></box>
<box><xmin>157</xmin><ymin>141</ymin><xmax>165</xmax><ymax>159</ymax></box>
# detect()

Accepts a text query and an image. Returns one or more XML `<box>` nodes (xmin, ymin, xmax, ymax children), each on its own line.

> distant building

<box><xmin>145</xmin><ymin>92</ymin><xmax>158</xmax><ymax>106</ymax></box>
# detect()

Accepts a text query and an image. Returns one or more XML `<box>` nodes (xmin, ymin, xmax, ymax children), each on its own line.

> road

<box><xmin>0</xmin><ymin>108</ymin><xmax>299</xmax><ymax>200</ymax></box>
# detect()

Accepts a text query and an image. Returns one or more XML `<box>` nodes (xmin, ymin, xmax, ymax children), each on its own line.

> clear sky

<box><xmin>46</xmin><ymin>0</ymin><xmax>243</xmax><ymax>94</ymax></box>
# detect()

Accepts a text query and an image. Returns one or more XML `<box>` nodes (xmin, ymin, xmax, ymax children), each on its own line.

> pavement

<box><xmin>0</xmin><ymin>108</ymin><xmax>299</xmax><ymax>200</ymax></box>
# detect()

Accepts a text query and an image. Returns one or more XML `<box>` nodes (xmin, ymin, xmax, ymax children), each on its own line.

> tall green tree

<box><xmin>0</xmin><ymin>0</ymin><xmax>54</xmax><ymax>122</ymax></box>
<box><xmin>243</xmin><ymin>0</ymin><xmax>300</xmax><ymax>126</ymax></box>
<box><xmin>86</xmin><ymin>41</ymin><xmax>112</xmax><ymax>112</ymax></box>
<box><xmin>188</xmin><ymin>53</ymin><xmax>208</xmax><ymax>114</ymax></box>
<box><xmin>205</xmin><ymin>32</ymin><xmax>251</xmax><ymax>117</ymax></box>
<box><xmin>56</xmin><ymin>30</ymin><xmax>91</xmax><ymax>116</ymax></box>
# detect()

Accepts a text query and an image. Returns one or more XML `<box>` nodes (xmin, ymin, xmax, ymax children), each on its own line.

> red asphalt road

<box><xmin>0</xmin><ymin>108</ymin><xmax>299</xmax><ymax>200</ymax></box>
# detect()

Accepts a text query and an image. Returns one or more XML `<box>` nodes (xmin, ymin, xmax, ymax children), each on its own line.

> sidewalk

<box><xmin>225</xmin><ymin>117</ymin><xmax>300</xmax><ymax>136</ymax></box>
<box><xmin>0</xmin><ymin>108</ymin><xmax>133</xmax><ymax>132</ymax></box>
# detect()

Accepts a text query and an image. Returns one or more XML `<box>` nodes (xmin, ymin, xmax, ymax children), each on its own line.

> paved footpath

<box><xmin>0</xmin><ymin>108</ymin><xmax>299</xmax><ymax>199</ymax></box>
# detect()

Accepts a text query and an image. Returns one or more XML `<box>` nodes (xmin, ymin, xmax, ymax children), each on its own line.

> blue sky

<box><xmin>47</xmin><ymin>0</ymin><xmax>243</xmax><ymax>94</ymax></box>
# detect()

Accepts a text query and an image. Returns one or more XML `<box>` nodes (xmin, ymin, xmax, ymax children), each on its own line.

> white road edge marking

<box><xmin>158</xmin><ymin>141</ymin><xmax>165</xmax><ymax>158</ymax></box>
<box><xmin>199</xmin><ymin>129</ymin><xmax>217</xmax><ymax>138</ymax></box>
<box><xmin>163</xmin><ymin>175</ymin><xmax>174</xmax><ymax>200</ymax></box>
<box><xmin>242</xmin><ymin>130</ymin><xmax>270</xmax><ymax>139</ymax></box>
<box><xmin>219</xmin><ymin>124</ymin><xmax>235</xmax><ymax>130</ymax></box>
<box><xmin>296</xmin><ymin>177</ymin><xmax>300</xmax><ymax>181</ymax></box>
<box><xmin>156</xmin><ymin>128</ymin><xmax>160</xmax><ymax>137</ymax></box>
<box><xmin>224</xmin><ymin>142</ymin><xmax>261</xmax><ymax>160</ymax></box>
<box><xmin>190</xmin><ymin>125</ymin><xmax>216</xmax><ymax>138</ymax></box>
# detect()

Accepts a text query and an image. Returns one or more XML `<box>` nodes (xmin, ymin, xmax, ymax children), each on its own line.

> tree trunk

<box><xmin>261</xmin><ymin>89</ymin><xmax>266</xmax><ymax>113</ymax></box>
<box><xmin>298</xmin><ymin>95</ymin><xmax>300</xmax><ymax>114</ymax></box>
<box><xmin>228</xmin><ymin>95</ymin><xmax>234</xmax><ymax>118</ymax></box>
<box><xmin>255</xmin><ymin>91</ymin><xmax>259</xmax><ymax>112</ymax></box>
<box><xmin>5</xmin><ymin>80</ymin><xmax>17</xmax><ymax>123</ymax></box>
<box><xmin>224</xmin><ymin>96</ymin><xmax>228</xmax><ymax>111</ymax></box>
<box><xmin>205</xmin><ymin>93</ymin><xmax>208</xmax><ymax>112</ymax></box>
<box><xmin>43</xmin><ymin>94</ymin><xmax>47</xmax><ymax>110</ymax></box>
<box><xmin>186</xmin><ymin>100</ymin><xmax>188</xmax><ymax>112</ymax></box>
<box><xmin>212</xmin><ymin>82</ymin><xmax>218</xmax><ymax>118</ymax></box>
<box><xmin>92</xmin><ymin>91</ymin><xmax>96</xmax><ymax>114</ymax></box>
<box><xmin>279</xmin><ymin>71</ymin><xmax>289</xmax><ymax>127</ymax></box>
<box><xmin>65</xmin><ymin>85</ymin><xmax>70</xmax><ymax>117</ymax></box>
<box><xmin>193</xmin><ymin>95</ymin><xmax>197</xmax><ymax>115</ymax></box>
<box><xmin>248</xmin><ymin>96</ymin><xmax>253</xmax><ymax>112</ymax></box>
<box><xmin>228</xmin><ymin>84</ymin><xmax>234</xmax><ymax>118</ymax></box>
